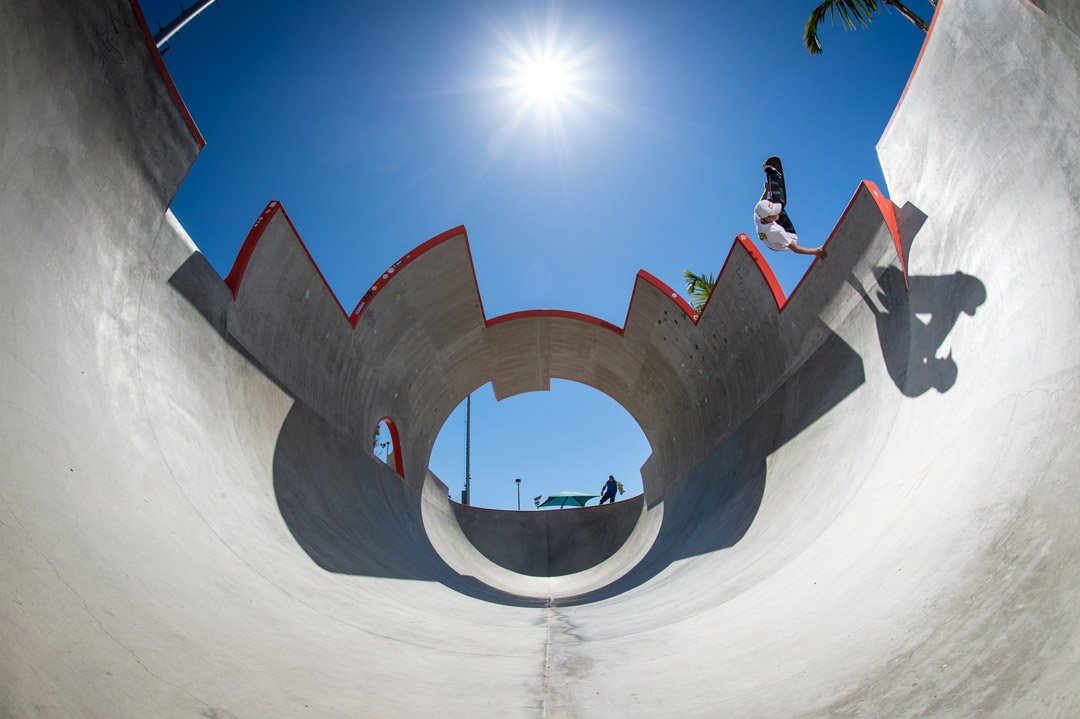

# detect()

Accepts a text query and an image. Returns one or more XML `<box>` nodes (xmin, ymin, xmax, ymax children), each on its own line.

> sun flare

<box><xmin>518</xmin><ymin>55</ymin><xmax>574</xmax><ymax>107</ymax></box>
<box><xmin>475</xmin><ymin>13</ymin><xmax>618</xmax><ymax>160</ymax></box>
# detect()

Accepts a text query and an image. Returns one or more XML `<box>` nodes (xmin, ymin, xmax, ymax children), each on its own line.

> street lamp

<box><xmin>515</xmin><ymin>478</ymin><xmax>521</xmax><ymax>510</ymax></box>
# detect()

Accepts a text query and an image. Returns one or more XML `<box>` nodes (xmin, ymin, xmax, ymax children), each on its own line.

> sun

<box><xmin>473</xmin><ymin>12</ymin><xmax>617</xmax><ymax>160</ymax></box>
<box><xmin>517</xmin><ymin>55</ymin><xmax>574</xmax><ymax>108</ymax></box>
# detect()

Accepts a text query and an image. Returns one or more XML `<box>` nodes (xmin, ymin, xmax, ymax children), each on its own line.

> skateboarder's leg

<box><xmin>777</xmin><ymin>209</ymin><xmax>797</xmax><ymax>236</ymax></box>
<box><xmin>764</xmin><ymin>166</ymin><xmax>787</xmax><ymax>207</ymax></box>
<box><xmin>764</xmin><ymin>166</ymin><xmax>797</xmax><ymax>236</ymax></box>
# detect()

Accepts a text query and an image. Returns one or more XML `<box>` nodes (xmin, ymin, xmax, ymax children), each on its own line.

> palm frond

<box><xmin>805</xmin><ymin>0</ymin><xmax>883</xmax><ymax>55</ymax></box>
<box><xmin>682</xmin><ymin>269</ymin><xmax>716</xmax><ymax>313</ymax></box>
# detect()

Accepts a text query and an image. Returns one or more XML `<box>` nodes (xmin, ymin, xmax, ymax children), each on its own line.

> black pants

<box><xmin>763</xmin><ymin>166</ymin><xmax>798</xmax><ymax>236</ymax></box>
<box><xmin>599</xmin><ymin>491</ymin><xmax>616</xmax><ymax>504</ymax></box>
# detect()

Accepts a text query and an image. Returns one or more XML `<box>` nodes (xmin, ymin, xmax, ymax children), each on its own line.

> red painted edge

<box><xmin>882</xmin><ymin>0</ymin><xmax>942</xmax><ymax>140</ymax></box>
<box><xmin>350</xmin><ymin>225</ymin><xmax>471</xmax><ymax>324</ymax></box>
<box><xmin>633</xmin><ymin>270</ymin><xmax>700</xmax><ymax>325</ymax></box>
<box><xmin>731</xmin><ymin>235</ymin><xmax>788</xmax><ymax>312</ymax></box>
<box><xmin>864</xmin><ymin>180</ymin><xmax>907</xmax><ymax>287</ymax></box>
<box><xmin>349</xmin><ymin>225</ymin><xmax>630</xmax><ymax>338</ymax></box>
<box><xmin>221</xmin><ymin>180</ymin><xmax>905</xmax><ymax>425</ymax></box>
<box><xmin>343</xmin><ymin>179</ymin><xmax>902</xmax><ymax>336</ymax></box>
<box><xmin>223</xmin><ymin>201</ymin><xmax>350</xmax><ymax>319</ymax></box>
<box><xmin>127</xmin><ymin>0</ymin><xmax>206</xmax><ymax>149</ymax></box>
<box><xmin>486</xmin><ymin>309</ymin><xmax>624</xmax><ymax>335</ymax></box>
<box><xmin>377</xmin><ymin>417</ymin><xmax>406</xmax><ymax>478</ymax></box>
<box><xmin>222</xmin><ymin>181</ymin><xmax>904</xmax><ymax>350</ymax></box>
<box><xmin>748</xmin><ymin>180</ymin><xmax>907</xmax><ymax>313</ymax></box>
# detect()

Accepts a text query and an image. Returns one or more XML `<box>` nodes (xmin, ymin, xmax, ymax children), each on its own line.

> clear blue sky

<box><xmin>140</xmin><ymin>0</ymin><xmax>931</xmax><ymax>509</ymax></box>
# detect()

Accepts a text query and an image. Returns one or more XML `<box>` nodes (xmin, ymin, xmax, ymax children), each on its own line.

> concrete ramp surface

<box><xmin>2</xmin><ymin>0</ymin><xmax>1079</xmax><ymax>716</ymax></box>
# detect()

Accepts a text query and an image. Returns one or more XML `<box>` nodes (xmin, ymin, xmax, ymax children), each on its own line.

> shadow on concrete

<box><xmin>850</xmin><ymin>267</ymin><xmax>987</xmax><ymax>396</ymax></box>
<box><xmin>555</xmin><ymin>329</ymin><xmax>866</xmax><ymax>605</ymax></box>
<box><xmin>168</xmin><ymin>251</ymin><xmax>304</xmax><ymax>400</ymax></box>
<box><xmin>168</xmin><ymin>254</ymin><xmax>542</xmax><ymax>605</ymax></box>
<box><xmin>168</xmin><ymin>251</ymin><xmax>231</xmax><ymax>336</ymax></box>
<box><xmin>269</xmin><ymin>328</ymin><xmax>865</xmax><ymax>606</ymax></box>
<box><xmin>894</xmin><ymin>201</ymin><xmax>928</xmax><ymax>266</ymax></box>
<box><xmin>171</xmin><ymin>248</ymin><xmax>879</xmax><ymax>605</ymax></box>
<box><xmin>264</xmin><ymin>324</ymin><xmax>869</xmax><ymax>604</ymax></box>
<box><xmin>272</xmin><ymin>401</ymin><xmax>551</xmax><ymax>607</ymax></box>
<box><xmin>451</xmin><ymin>497</ymin><xmax>644</xmax><ymax>577</ymax></box>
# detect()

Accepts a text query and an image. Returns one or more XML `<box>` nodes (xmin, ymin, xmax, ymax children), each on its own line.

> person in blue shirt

<box><xmin>599</xmin><ymin>475</ymin><xmax>619</xmax><ymax>505</ymax></box>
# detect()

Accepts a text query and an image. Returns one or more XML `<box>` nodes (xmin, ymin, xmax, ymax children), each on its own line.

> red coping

<box><xmin>129</xmin><ymin>0</ymin><xmax>909</xmax><ymax>484</ymax></box>
<box><xmin>778</xmin><ymin>180</ymin><xmax>905</xmax><ymax>307</ymax></box>
<box><xmin>867</xmin><ymin>181</ymin><xmax>907</xmax><ymax>286</ymax></box>
<box><xmin>349</xmin><ymin>225</ymin><xmax>478</xmax><ymax>325</ymax></box>
<box><xmin>225</xmin><ymin>181</ymin><xmax>903</xmax><ymax>336</ymax></box>
<box><xmin>223</xmin><ymin>201</ymin><xmax>350</xmax><ymax>318</ymax></box>
<box><xmin>377</xmin><ymin>417</ymin><xmax>406</xmax><ymax>478</ymax></box>
<box><xmin>220</xmin><ymin>182</ymin><xmax>903</xmax><ymax>480</ymax></box>
<box><xmin>487</xmin><ymin>309</ymin><xmax>624</xmax><ymax>335</ymax></box>
<box><xmin>221</xmin><ymin>182</ymin><xmax>903</xmax><ymax>483</ymax></box>
<box><xmin>728</xmin><ymin>236</ymin><xmax>787</xmax><ymax>312</ymax></box>
<box><xmin>882</xmin><ymin>0</ymin><xmax>942</xmax><ymax>142</ymax></box>
<box><xmin>631</xmin><ymin>271</ymin><xmax>701</xmax><ymax>328</ymax></box>
<box><xmin>127</xmin><ymin>0</ymin><xmax>205</xmax><ymax>150</ymax></box>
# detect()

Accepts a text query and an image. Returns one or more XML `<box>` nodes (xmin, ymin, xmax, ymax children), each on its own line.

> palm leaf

<box><xmin>805</xmin><ymin>0</ymin><xmax>883</xmax><ymax>55</ymax></box>
<box><xmin>682</xmin><ymin>269</ymin><xmax>716</xmax><ymax>313</ymax></box>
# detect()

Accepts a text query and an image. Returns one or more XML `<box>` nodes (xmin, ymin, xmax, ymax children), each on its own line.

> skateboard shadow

<box><xmin>849</xmin><ymin>267</ymin><xmax>987</xmax><ymax>396</ymax></box>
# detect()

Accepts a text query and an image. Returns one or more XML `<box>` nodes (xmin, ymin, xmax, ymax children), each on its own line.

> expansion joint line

<box><xmin>541</xmin><ymin>596</ymin><xmax>555</xmax><ymax>718</ymax></box>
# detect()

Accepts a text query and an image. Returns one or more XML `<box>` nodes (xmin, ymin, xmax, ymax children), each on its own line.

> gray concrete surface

<box><xmin>451</xmin><ymin>496</ymin><xmax>645</xmax><ymax>577</ymax></box>
<box><xmin>2</xmin><ymin>0</ymin><xmax>1079</xmax><ymax>717</ymax></box>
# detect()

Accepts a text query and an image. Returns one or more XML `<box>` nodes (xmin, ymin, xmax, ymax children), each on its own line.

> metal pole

<box><xmin>154</xmin><ymin>0</ymin><xmax>220</xmax><ymax>50</ymax></box>
<box><xmin>463</xmin><ymin>394</ymin><xmax>471</xmax><ymax>506</ymax></box>
<box><xmin>515</xmin><ymin>478</ymin><xmax>521</xmax><ymax>510</ymax></box>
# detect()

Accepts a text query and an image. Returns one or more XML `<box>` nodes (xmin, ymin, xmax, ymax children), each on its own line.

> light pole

<box><xmin>462</xmin><ymin>393</ymin><xmax>471</xmax><ymax>506</ymax></box>
<box><xmin>515</xmin><ymin>478</ymin><xmax>521</xmax><ymax>510</ymax></box>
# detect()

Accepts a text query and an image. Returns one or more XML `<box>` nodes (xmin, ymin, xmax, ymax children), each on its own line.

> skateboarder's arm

<box><xmin>788</xmin><ymin>241</ymin><xmax>827</xmax><ymax>259</ymax></box>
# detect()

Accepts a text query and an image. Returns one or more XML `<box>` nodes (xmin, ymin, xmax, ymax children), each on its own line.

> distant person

<box><xmin>754</xmin><ymin>158</ymin><xmax>827</xmax><ymax>260</ymax></box>
<box><xmin>599</xmin><ymin>475</ymin><xmax>619</xmax><ymax>505</ymax></box>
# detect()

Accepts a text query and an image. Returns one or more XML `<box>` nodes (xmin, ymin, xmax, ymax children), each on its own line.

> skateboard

<box><xmin>762</xmin><ymin>155</ymin><xmax>787</xmax><ymax>207</ymax></box>
<box><xmin>761</xmin><ymin>155</ymin><xmax>797</xmax><ymax>235</ymax></box>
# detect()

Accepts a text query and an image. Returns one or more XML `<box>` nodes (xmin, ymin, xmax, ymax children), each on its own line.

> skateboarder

<box><xmin>754</xmin><ymin>157</ymin><xmax>827</xmax><ymax>260</ymax></box>
<box><xmin>599</xmin><ymin>475</ymin><xmax>619</xmax><ymax>505</ymax></box>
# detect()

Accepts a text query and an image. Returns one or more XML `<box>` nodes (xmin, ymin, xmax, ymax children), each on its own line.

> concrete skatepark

<box><xmin>2</xmin><ymin>0</ymin><xmax>1079</xmax><ymax>716</ymax></box>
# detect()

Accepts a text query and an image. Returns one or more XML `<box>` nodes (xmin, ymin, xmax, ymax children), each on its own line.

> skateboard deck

<box><xmin>763</xmin><ymin>155</ymin><xmax>787</xmax><ymax>206</ymax></box>
<box><xmin>761</xmin><ymin>156</ymin><xmax>798</xmax><ymax>236</ymax></box>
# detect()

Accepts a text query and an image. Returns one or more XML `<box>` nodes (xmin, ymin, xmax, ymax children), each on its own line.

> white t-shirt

<box><xmin>753</xmin><ymin>213</ymin><xmax>797</xmax><ymax>252</ymax></box>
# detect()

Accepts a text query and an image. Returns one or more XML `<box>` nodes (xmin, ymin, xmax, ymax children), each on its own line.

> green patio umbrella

<box><xmin>537</xmin><ymin>491</ymin><xmax>599</xmax><ymax>508</ymax></box>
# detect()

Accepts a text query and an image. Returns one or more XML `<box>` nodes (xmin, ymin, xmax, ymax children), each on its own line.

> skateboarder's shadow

<box><xmin>850</xmin><ymin>267</ymin><xmax>987</xmax><ymax>396</ymax></box>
